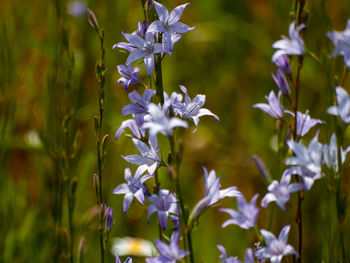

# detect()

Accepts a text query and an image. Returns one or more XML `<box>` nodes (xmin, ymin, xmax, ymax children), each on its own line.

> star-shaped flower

<box><xmin>122</xmin><ymin>90</ymin><xmax>156</xmax><ymax>126</ymax></box>
<box><xmin>261</xmin><ymin>170</ymin><xmax>304</xmax><ymax>211</ymax></box>
<box><xmin>322</xmin><ymin>133</ymin><xmax>350</xmax><ymax>172</ymax></box>
<box><xmin>146</xmin><ymin>231</ymin><xmax>189</xmax><ymax>263</ymax></box>
<box><xmin>327</xmin><ymin>86</ymin><xmax>350</xmax><ymax>124</ymax></box>
<box><xmin>220</xmin><ymin>194</ymin><xmax>259</xmax><ymax>230</ymax></box>
<box><xmin>255</xmin><ymin>225</ymin><xmax>298</xmax><ymax>263</ymax></box>
<box><xmin>272</xmin><ymin>21</ymin><xmax>305</xmax><ymax>61</ymax></box>
<box><xmin>147</xmin><ymin>189</ymin><xmax>178</xmax><ymax>230</ymax></box>
<box><xmin>253</xmin><ymin>90</ymin><xmax>284</xmax><ymax>119</ymax></box>
<box><xmin>327</xmin><ymin>20</ymin><xmax>350</xmax><ymax>68</ymax></box>
<box><xmin>117</xmin><ymin>64</ymin><xmax>140</xmax><ymax>90</ymax></box>
<box><xmin>172</xmin><ymin>86</ymin><xmax>220</xmax><ymax>132</ymax></box>
<box><xmin>147</xmin><ymin>1</ymin><xmax>194</xmax><ymax>51</ymax></box>
<box><xmin>217</xmin><ymin>245</ymin><xmax>241</xmax><ymax>263</ymax></box>
<box><xmin>122</xmin><ymin>136</ymin><xmax>161</xmax><ymax>175</ymax></box>
<box><xmin>113</xmin><ymin>167</ymin><xmax>153</xmax><ymax>212</ymax></box>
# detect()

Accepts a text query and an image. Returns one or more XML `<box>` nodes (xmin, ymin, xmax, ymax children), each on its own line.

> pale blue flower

<box><xmin>202</xmin><ymin>167</ymin><xmax>242</xmax><ymax>206</ymax></box>
<box><xmin>115</xmin><ymin>252</ymin><xmax>132</xmax><ymax>263</ymax></box>
<box><xmin>286</xmin><ymin>132</ymin><xmax>323</xmax><ymax>175</ymax></box>
<box><xmin>124</xmin><ymin>32</ymin><xmax>167</xmax><ymax>76</ymax></box>
<box><xmin>255</xmin><ymin>225</ymin><xmax>298</xmax><ymax>263</ymax></box>
<box><xmin>253</xmin><ymin>90</ymin><xmax>284</xmax><ymax>119</ymax></box>
<box><xmin>147</xmin><ymin>1</ymin><xmax>194</xmax><ymax>51</ymax></box>
<box><xmin>117</xmin><ymin>64</ymin><xmax>140</xmax><ymax>90</ymax></box>
<box><xmin>142</xmin><ymin>103</ymin><xmax>188</xmax><ymax>137</ymax></box>
<box><xmin>115</xmin><ymin>119</ymin><xmax>145</xmax><ymax>141</ymax></box>
<box><xmin>272</xmin><ymin>21</ymin><xmax>305</xmax><ymax>61</ymax></box>
<box><xmin>261</xmin><ymin>170</ymin><xmax>303</xmax><ymax>211</ymax></box>
<box><xmin>284</xmin><ymin>167</ymin><xmax>321</xmax><ymax>192</ymax></box>
<box><xmin>285</xmin><ymin>110</ymin><xmax>324</xmax><ymax>137</ymax></box>
<box><xmin>122</xmin><ymin>90</ymin><xmax>156</xmax><ymax>126</ymax></box>
<box><xmin>217</xmin><ymin>245</ymin><xmax>240</xmax><ymax>263</ymax></box>
<box><xmin>146</xmin><ymin>231</ymin><xmax>189</xmax><ymax>263</ymax></box>
<box><xmin>122</xmin><ymin>136</ymin><xmax>161</xmax><ymax>175</ymax></box>
<box><xmin>147</xmin><ymin>189</ymin><xmax>178</xmax><ymax>230</ymax></box>
<box><xmin>327</xmin><ymin>87</ymin><xmax>350</xmax><ymax>124</ymax></box>
<box><xmin>113</xmin><ymin>167</ymin><xmax>153</xmax><ymax>212</ymax></box>
<box><xmin>220</xmin><ymin>194</ymin><xmax>259</xmax><ymax>230</ymax></box>
<box><xmin>322</xmin><ymin>133</ymin><xmax>350</xmax><ymax>172</ymax></box>
<box><xmin>172</xmin><ymin>86</ymin><xmax>220</xmax><ymax>132</ymax></box>
<box><xmin>327</xmin><ymin>20</ymin><xmax>350</xmax><ymax>67</ymax></box>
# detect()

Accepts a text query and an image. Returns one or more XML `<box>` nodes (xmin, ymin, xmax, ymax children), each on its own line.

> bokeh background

<box><xmin>1</xmin><ymin>0</ymin><xmax>350</xmax><ymax>262</ymax></box>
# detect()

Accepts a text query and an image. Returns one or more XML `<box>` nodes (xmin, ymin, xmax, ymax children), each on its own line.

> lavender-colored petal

<box><xmin>171</xmin><ymin>22</ymin><xmax>195</xmax><ymax>34</ymax></box>
<box><xmin>278</xmin><ymin>225</ymin><xmax>290</xmax><ymax>243</ymax></box>
<box><xmin>260</xmin><ymin>229</ymin><xmax>276</xmax><ymax>246</ymax></box>
<box><xmin>153</xmin><ymin>1</ymin><xmax>169</xmax><ymax>22</ymax></box>
<box><xmin>157</xmin><ymin>211</ymin><xmax>169</xmax><ymax>230</ymax></box>
<box><xmin>168</xmin><ymin>3</ymin><xmax>190</xmax><ymax>24</ymax></box>
<box><xmin>197</xmin><ymin>108</ymin><xmax>220</xmax><ymax>121</ymax></box>
<box><xmin>147</xmin><ymin>20</ymin><xmax>165</xmax><ymax>34</ymax></box>
<box><xmin>144</xmin><ymin>55</ymin><xmax>155</xmax><ymax>76</ymax></box>
<box><xmin>122</xmin><ymin>154</ymin><xmax>150</xmax><ymax>165</ymax></box>
<box><xmin>113</xmin><ymin>183</ymin><xmax>130</xmax><ymax>194</ymax></box>
<box><xmin>261</xmin><ymin>193</ymin><xmax>277</xmax><ymax>208</ymax></box>
<box><xmin>147</xmin><ymin>205</ymin><xmax>158</xmax><ymax>221</ymax></box>
<box><xmin>123</xmin><ymin>193</ymin><xmax>134</xmax><ymax>212</ymax></box>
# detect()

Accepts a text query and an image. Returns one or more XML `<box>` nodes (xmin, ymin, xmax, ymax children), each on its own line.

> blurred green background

<box><xmin>1</xmin><ymin>0</ymin><xmax>350</xmax><ymax>262</ymax></box>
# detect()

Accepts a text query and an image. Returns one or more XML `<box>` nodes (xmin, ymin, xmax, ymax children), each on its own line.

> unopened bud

<box><xmin>100</xmin><ymin>203</ymin><xmax>106</xmax><ymax>220</ymax></box>
<box><xmin>252</xmin><ymin>155</ymin><xmax>271</xmax><ymax>182</ymax></box>
<box><xmin>87</xmin><ymin>8</ymin><xmax>99</xmax><ymax>30</ymax></box>
<box><xmin>93</xmin><ymin>174</ymin><xmax>99</xmax><ymax>193</ymax></box>
<box><xmin>78</xmin><ymin>237</ymin><xmax>85</xmax><ymax>263</ymax></box>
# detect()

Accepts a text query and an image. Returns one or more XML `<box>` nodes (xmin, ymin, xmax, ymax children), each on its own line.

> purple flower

<box><xmin>255</xmin><ymin>225</ymin><xmax>298</xmax><ymax>263</ymax></box>
<box><xmin>147</xmin><ymin>1</ymin><xmax>194</xmax><ymax>51</ymax></box>
<box><xmin>142</xmin><ymin>103</ymin><xmax>188</xmax><ymax>137</ymax></box>
<box><xmin>147</xmin><ymin>189</ymin><xmax>178</xmax><ymax>230</ymax></box>
<box><xmin>323</xmin><ymin>133</ymin><xmax>350</xmax><ymax>172</ymax></box>
<box><xmin>286</xmin><ymin>132</ymin><xmax>323</xmax><ymax>175</ymax></box>
<box><xmin>272</xmin><ymin>21</ymin><xmax>305</xmax><ymax>61</ymax></box>
<box><xmin>105</xmin><ymin>207</ymin><xmax>113</xmax><ymax>232</ymax></box>
<box><xmin>203</xmin><ymin>167</ymin><xmax>242</xmax><ymax>205</ymax></box>
<box><xmin>327</xmin><ymin>20</ymin><xmax>350</xmax><ymax>68</ymax></box>
<box><xmin>284</xmin><ymin>167</ymin><xmax>321</xmax><ymax>192</ymax></box>
<box><xmin>217</xmin><ymin>245</ymin><xmax>241</xmax><ymax>263</ymax></box>
<box><xmin>122</xmin><ymin>90</ymin><xmax>156</xmax><ymax>126</ymax></box>
<box><xmin>122</xmin><ymin>136</ymin><xmax>161</xmax><ymax>175</ymax></box>
<box><xmin>136</xmin><ymin>21</ymin><xmax>149</xmax><ymax>38</ymax></box>
<box><xmin>271</xmin><ymin>70</ymin><xmax>290</xmax><ymax>95</ymax></box>
<box><xmin>115</xmin><ymin>119</ymin><xmax>145</xmax><ymax>141</ymax></box>
<box><xmin>113</xmin><ymin>167</ymin><xmax>153</xmax><ymax>212</ymax></box>
<box><xmin>261</xmin><ymin>170</ymin><xmax>304</xmax><ymax>211</ymax></box>
<box><xmin>285</xmin><ymin>110</ymin><xmax>324</xmax><ymax>137</ymax></box>
<box><xmin>113</xmin><ymin>32</ymin><xmax>134</xmax><ymax>52</ymax></box>
<box><xmin>67</xmin><ymin>1</ymin><xmax>86</xmax><ymax>17</ymax></box>
<box><xmin>244</xmin><ymin>248</ymin><xmax>255</xmax><ymax>263</ymax></box>
<box><xmin>172</xmin><ymin>85</ymin><xmax>220</xmax><ymax>132</ymax></box>
<box><xmin>124</xmin><ymin>32</ymin><xmax>166</xmax><ymax>76</ymax></box>
<box><xmin>327</xmin><ymin>87</ymin><xmax>350</xmax><ymax>124</ymax></box>
<box><xmin>220</xmin><ymin>194</ymin><xmax>259</xmax><ymax>230</ymax></box>
<box><xmin>117</xmin><ymin>64</ymin><xmax>140</xmax><ymax>90</ymax></box>
<box><xmin>115</xmin><ymin>252</ymin><xmax>132</xmax><ymax>263</ymax></box>
<box><xmin>253</xmin><ymin>90</ymin><xmax>284</xmax><ymax>119</ymax></box>
<box><xmin>273</xmin><ymin>54</ymin><xmax>291</xmax><ymax>75</ymax></box>
<box><xmin>146</xmin><ymin>231</ymin><xmax>189</xmax><ymax>263</ymax></box>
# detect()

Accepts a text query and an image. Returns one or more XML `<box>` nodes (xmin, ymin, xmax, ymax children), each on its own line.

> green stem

<box><xmin>155</xmin><ymin>54</ymin><xmax>164</xmax><ymax>104</ymax></box>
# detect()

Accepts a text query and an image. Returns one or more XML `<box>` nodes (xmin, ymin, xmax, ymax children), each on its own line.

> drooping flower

<box><xmin>124</xmin><ymin>32</ymin><xmax>167</xmax><ymax>76</ymax></box>
<box><xmin>261</xmin><ymin>170</ymin><xmax>304</xmax><ymax>210</ymax></box>
<box><xmin>142</xmin><ymin>103</ymin><xmax>188</xmax><ymax>137</ymax></box>
<box><xmin>327</xmin><ymin>86</ymin><xmax>350</xmax><ymax>124</ymax></box>
<box><xmin>220</xmin><ymin>194</ymin><xmax>259</xmax><ymax>230</ymax></box>
<box><xmin>172</xmin><ymin>86</ymin><xmax>220</xmax><ymax>132</ymax></box>
<box><xmin>147</xmin><ymin>189</ymin><xmax>178</xmax><ymax>230</ymax></box>
<box><xmin>147</xmin><ymin>1</ymin><xmax>194</xmax><ymax>51</ymax></box>
<box><xmin>253</xmin><ymin>90</ymin><xmax>284</xmax><ymax>119</ymax></box>
<box><xmin>273</xmin><ymin>54</ymin><xmax>291</xmax><ymax>75</ymax></box>
<box><xmin>285</xmin><ymin>132</ymin><xmax>323</xmax><ymax>175</ymax></box>
<box><xmin>255</xmin><ymin>225</ymin><xmax>298</xmax><ymax>263</ymax></box>
<box><xmin>122</xmin><ymin>90</ymin><xmax>156</xmax><ymax>126</ymax></box>
<box><xmin>113</xmin><ymin>167</ymin><xmax>153</xmax><ymax>212</ymax></box>
<box><xmin>122</xmin><ymin>136</ymin><xmax>161</xmax><ymax>175</ymax></box>
<box><xmin>217</xmin><ymin>245</ymin><xmax>241</xmax><ymax>263</ymax></box>
<box><xmin>322</xmin><ymin>133</ymin><xmax>350</xmax><ymax>172</ymax></box>
<box><xmin>146</xmin><ymin>231</ymin><xmax>189</xmax><ymax>263</ymax></box>
<box><xmin>272</xmin><ymin>21</ymin><xmax>305</xmax><ymax>61</ymax></box>
<box><xmin>271</xmin><ymin>70</ymin><xmax>290</xmax><ymax>95</ymax></box>
<box><xmin>327</xmin><ymin>20</ymin><xmax>350</xmax><ymax>68</ymax></box>
<box><xmin>105</xmin><ymin>207</ymin><xmax>114</xmax><ymax>232</ymax></box>
<box><xmin>117</xmin><ymin>64</ymin><xmax>140</xmax><ymax>90</ymax></box>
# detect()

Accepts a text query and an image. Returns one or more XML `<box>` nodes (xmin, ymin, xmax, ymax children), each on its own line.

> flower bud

<box><xmin>78</xmin><ymin>237</ymin><xmax>85</xmax><ymax>263</ymax></box>
<box><xmin>87</xmin><ymin>8</ymin><xmax>99</xmax><ymax>31</ymax></box>
<box><xmin>252</xmin><ymin>155</ymin><xmax>271</xmax><ymax>182</ymax></box>
<box><xmin>273</xmin><ymin>54</ymin><xmax>291</xmax><ymax>75</ymax></box>
<box><xmin>93</xmin><ymin>173</ymin><xmax>99</xmax><ymax>193</ymax></box>
<box><xmin>271</xmin><ymin>69</ymin><xmax>290</xmax><ymax>95</ymax></box>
